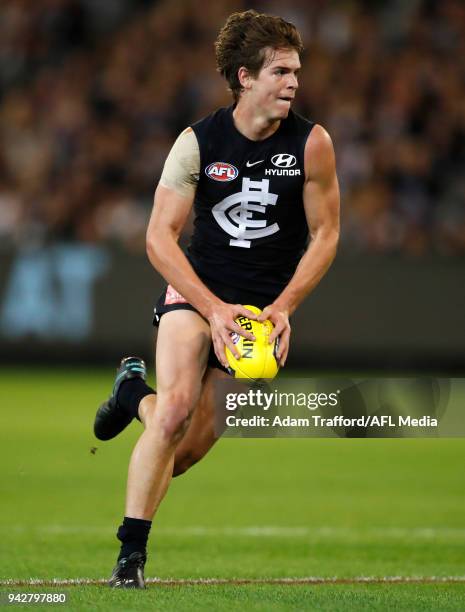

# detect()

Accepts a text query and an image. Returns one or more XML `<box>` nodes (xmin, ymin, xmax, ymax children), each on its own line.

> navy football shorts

<box><xmin>152</xmin><ymin>279</ymin><xmax>277</xmax><ymax>372</ymax></box>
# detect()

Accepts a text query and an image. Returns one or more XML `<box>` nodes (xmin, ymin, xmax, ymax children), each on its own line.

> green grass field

<box><xmin>1</xmin><ymin>368</ymin><xmax>464</xmax><ymax>610</ymax></box>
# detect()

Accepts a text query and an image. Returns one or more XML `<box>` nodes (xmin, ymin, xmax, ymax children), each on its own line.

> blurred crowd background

<box><xmin>0</xmin><ymin>0</ymin><xmax>464</xmax><ymax>257</ymax></box>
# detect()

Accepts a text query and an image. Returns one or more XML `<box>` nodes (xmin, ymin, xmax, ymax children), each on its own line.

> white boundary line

<box><xmin>3</xmin><ymin>527</ymin><xmax>465</xmax><ymax>587</ymax></box>
<box><xmin>1</xmin><ymin>577</ymin><xmax>465</xmax><ymax>587</ymax></box>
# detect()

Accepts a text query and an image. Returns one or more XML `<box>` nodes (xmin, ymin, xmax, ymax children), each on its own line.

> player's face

<box><xmin>249</xmin><ymin>48</ymin><xmax>301</xmax><ymax>120</ymax></box>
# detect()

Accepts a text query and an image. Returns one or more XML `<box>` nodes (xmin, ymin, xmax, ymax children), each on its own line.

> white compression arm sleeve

<box><xmin>159</xmin><ymin>127</ymin><xmax>200</xmax><ymax>197</ymax></box>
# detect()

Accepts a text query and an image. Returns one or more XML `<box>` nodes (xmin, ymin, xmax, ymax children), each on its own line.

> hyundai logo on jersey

<box><xmin>206</xmin><ymin>162</ymin><xmax>239</xmax><ymax>182</ymax></box>
<box><xmin>271</xmin><ymin>154</ymin><xmax>297</xmax><ymax>168</ymax></box>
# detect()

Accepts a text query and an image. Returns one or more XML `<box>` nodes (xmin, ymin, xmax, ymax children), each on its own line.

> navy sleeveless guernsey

<box><xmin>189</xmin><ymin>105</ymin><xmax>315</xmax><ymax>298</ymax></box>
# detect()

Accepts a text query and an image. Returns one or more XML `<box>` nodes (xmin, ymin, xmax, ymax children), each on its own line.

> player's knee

<box><xmin>149</xmin><ymin>390</ymin><xmax>194</xmax><ymax>443</ymax></box>
<box><xmin>160</xmin><ymin>410</ymin><xmax>192</xmax><ymax>443</ymax></box>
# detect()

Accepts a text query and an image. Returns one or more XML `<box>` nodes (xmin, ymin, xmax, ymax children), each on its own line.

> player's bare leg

<box><xmin>172</xmin><ymin>367</ymin><xmax>228</xmax><ymax>476</ymax></box>
<box><xmin>95</xmin><ymin>354</ymin><xmax>230</xmax><ymax>481</ymax></box>
<box><xmin>138</xmin><ymin>366</ymin><xmax>231</xmax><ymax>477</ymax></box>
<box><xmin>125</xmin><ymin>310</ymin><xmax>210</xmax><ymax>517</ymax></box>
<box><xmin>109</xmin><ymin>309</ymin><xmax>210</xmax><ymax>588</ymax></box>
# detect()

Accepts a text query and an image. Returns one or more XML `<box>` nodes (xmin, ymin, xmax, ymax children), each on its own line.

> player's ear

<box><xmin>237</xmin><ymin>66</ymin><xmax>253</xmax><ymax>90</ymax></box>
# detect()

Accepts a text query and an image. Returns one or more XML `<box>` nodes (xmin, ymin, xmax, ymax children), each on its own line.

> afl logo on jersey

<box><xmin>206</xmin><ymin>162</ymin><xmax>239</xmax><ymax>182</ymax></box>
<box><xmin>271</xmin><ymin>154</ymin><xmax>296</xmax><ymax>168</ymax></box>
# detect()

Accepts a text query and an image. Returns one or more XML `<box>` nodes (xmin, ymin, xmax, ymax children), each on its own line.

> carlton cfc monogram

<box><xmin>212</xmin><ymin>177</ymin><xmax>280</xmax><ymax>248</ymax></box>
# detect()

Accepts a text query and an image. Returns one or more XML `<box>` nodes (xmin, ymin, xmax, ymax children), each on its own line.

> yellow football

<box><xmin>225</xmin><ymin>305</ymin><xmax>279</xmax><ymax>380</ymax></box>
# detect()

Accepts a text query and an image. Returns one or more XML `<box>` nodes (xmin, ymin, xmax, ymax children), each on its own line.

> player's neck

<box><xmin>232</xmin><ymin>102</ymin><xmax>281</xmax><ymax>141</ymax></box>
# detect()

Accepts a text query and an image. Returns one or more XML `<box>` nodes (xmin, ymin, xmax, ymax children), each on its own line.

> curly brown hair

<box><xmin>215</xmin><ymin>10</ymin><xmax>304</xmax><ymax>103</ymax></box>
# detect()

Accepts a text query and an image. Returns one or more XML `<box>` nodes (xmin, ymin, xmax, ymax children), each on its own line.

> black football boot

<box><xmin>108</xmin><ymin>551</ymin><xmax>146</xmax><ymax>589</ymax></box>
<box><xmin>94</xmin><ymin>357</ymin><xmax>147</xmax><ymax>441</ymax></box>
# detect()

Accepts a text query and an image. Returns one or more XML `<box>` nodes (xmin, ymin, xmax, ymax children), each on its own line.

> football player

<box><xmin>94</xmin><ymin>9</ymin><xmax>340</xmax><ymax>588</ymax></box>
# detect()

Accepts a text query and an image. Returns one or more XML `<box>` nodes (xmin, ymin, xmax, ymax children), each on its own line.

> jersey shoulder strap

<box><xmin>282</xmin><ymin>109</ymin><xmax>315</xmax><ymax>160</ymax></box>
<box><xmin>191</xmin><ymin>107</ymin><xmax>231</xmax><ymax>167</ymax></box>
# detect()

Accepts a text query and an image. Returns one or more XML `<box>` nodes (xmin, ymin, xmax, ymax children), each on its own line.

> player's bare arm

<box><xmin>259</xmin><ymin>124</ymin><xmax>340</xmax><ymax>366</ymax></box>
<box><xmin>146</xmin><ymin>132</ymin><xmax>256</xmax><ymax>367</ymax></box>
<box><xmin>147</xmin><ymin>184</ymin><xmax>218</xmax><ymax>318</ymax></box>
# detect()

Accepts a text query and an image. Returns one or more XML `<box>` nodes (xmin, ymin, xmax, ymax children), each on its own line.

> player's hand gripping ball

<box><xmin>225</xmin><ymin>305</ymin><xmax>279</xmax><ymax>380</ymax></box>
